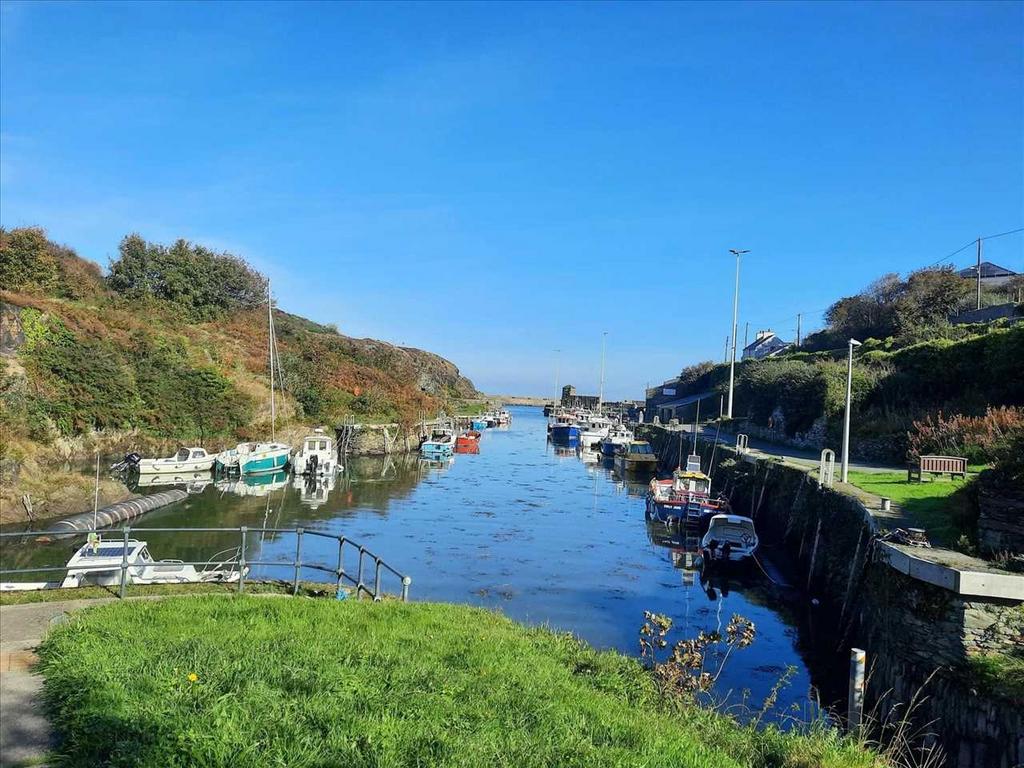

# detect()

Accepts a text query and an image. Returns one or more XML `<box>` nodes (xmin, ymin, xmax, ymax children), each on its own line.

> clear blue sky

<box><xmin>2</xmin><ymin>1</ymin><xmax>1022</xmax><ymax>399</ymax></box>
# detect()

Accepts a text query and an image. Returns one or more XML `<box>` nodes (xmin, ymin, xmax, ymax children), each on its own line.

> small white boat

<box><xmin>0</xmin><ymin>538</ymin><xmax>244</xmax><ymax>592</ymax></box>
<box><xmin>599</xmin><ymin>423</ymin><xmax>634</xmax><ymax>457</ymax></box>
<box><xmin>701</xmin><ymin>514</ymin><xmax>759</xmax><ymax>562</ymax></box>
<box><xmin>293</xmin><ymin>428</ymin><xmax>339</xmax><ymax>475</ymax></box>
<box><xmin>136</xmin><ymin>447</ymin><xmax>215</xmax><ymax>474</ymax></box>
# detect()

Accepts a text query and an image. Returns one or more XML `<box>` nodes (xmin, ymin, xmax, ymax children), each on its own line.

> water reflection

<box><xmin>2</xmin><ymin>407</ymin><xmax>840</xmax><ymax>723</ymax></box>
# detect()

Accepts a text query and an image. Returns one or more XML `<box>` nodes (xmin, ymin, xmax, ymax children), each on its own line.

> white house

<box><xmin>742</xmin><ymin>330</ymin><xmax>790</xmax><ymax>360</ymax></box>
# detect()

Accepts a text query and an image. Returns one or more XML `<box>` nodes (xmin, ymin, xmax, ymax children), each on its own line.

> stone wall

<box><xmin>638</xmin><ymin>424</ymin><xmax>1023</xmax><ymax>768</ymax></box>
<box><xmin>977</xmin><ymin>484</ymin><xmax>1024</xmax><ymax>555</ymax></box>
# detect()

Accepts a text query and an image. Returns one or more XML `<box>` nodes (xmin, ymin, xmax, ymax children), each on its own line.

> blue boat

<box><xmin>471</xmin><ymin>419</ymin><xmax>488</xmax><ymax>430</ymax></box>
<box><xmin>549</xmin><ymin>423</ymin><xmax>581</xmax><ymax>444</ymax></box>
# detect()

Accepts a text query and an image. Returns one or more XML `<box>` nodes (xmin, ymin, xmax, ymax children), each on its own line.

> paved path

<box><xmin>0</xmin><ymin>599</ymin><xmax>119</xmax><ymax>767</ymax></box>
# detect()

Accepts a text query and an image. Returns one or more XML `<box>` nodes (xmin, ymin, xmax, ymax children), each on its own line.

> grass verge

<box><xmin>844</xmin><ymin>471</ymin><xmax>973</xmax><ymax>544</ymax></box>
<box><xmin>37</xmin><ymin>597</ymin><xmax>880</xmax><ymax>768</ymax></box>
<box><xmin>0</xmin><ymin>579</ymin><xmax>340</xmax><ymax>606</ymax></box>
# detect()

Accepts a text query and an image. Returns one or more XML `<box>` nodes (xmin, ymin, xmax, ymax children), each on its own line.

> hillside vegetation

<box><xmin>38</xmin><ymin>597</ymin><xmax>879</xmax><ymax>768</ymax></box>
<box><xmin>0</xmin><ymin>227</ymin><xmax>477</xmax><ymax>518</ymax></box>
<box><xmin>667</xmin><ymin>267</ymin><xmax>1023</xmax><ymax>463</ymax></box>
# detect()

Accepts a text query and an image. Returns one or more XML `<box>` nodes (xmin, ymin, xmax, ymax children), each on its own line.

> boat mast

<box><xmin>598</xmin><ymin>331</ymin><xmax>606</xmax><ymax>412</ymax></box>
<box><xmin>268</xmin><ymin>282</ymin><xmax>276</xmax><ymax>442</ymax></box>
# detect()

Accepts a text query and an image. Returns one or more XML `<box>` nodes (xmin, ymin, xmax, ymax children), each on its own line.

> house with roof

<box><xmin>957</xmin><ymin>262</ymin><xmax>1018</xmax><ymax>288</ymax></box>
<box><xmin>741</xmin><ymin>330</ymin><xmax>791</xmax><ymax>360</ymax></box>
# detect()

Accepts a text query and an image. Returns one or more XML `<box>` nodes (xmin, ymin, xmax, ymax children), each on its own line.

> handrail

<box><xmin>0</xmin><ymin>525</ymin><xmax>412</xmax><ymax>602</ymax></box>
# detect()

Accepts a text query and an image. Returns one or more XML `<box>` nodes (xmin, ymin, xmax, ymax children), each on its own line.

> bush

<box><xmin>0</xmin><ymin>227</ymin><xmax>59</xmax><ymax>293</ymax></box>
<box><xmin>107</xmin><ymin>234</ymin><xmax>268</xmax><ymax>320</ymax></box>
<box><xmin>907</xmin><ymin>406</ymin><xmax>1024</xmax><ymax>463</ymax></box>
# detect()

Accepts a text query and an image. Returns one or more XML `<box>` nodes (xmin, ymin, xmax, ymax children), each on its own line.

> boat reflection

<box><xmin>128</xmin><ymin>472</ymin><xmax>213</xmax><ymax>494</ymax></box>
<box><xmin>291</xmin><ymin>472</ymin><xmax>336</xmax><ymax>510</ymax></box>
<box><xmin>216</xmin><ymin>471</ymin><xmax>289</xmax><ymax>497</ymax></box>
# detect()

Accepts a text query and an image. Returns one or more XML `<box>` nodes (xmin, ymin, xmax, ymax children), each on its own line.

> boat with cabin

<box><xmin>293</xmin><ymin>428</ymin><xmax>339</xmax><ymax>476</ymax></box>
<box><xmin>701</xmin><ymin>514</ymin><xmax>759</xmax><ymax>564</ymax></box>
<box><xmin>614</xmin><ymin>440</ymin><xmax>658</xmax><ymax>473</ymax></box>
<box><xmin>549</xmin><ymin>412</ymin><xmax>582</xmax><ymax>444</ymax></box>
<box><xmin>0</xmin><ymin>537</ymin><xmax>245</xmax><ymax>592</ymax></box>
<box><xmin>134</xmin><ymin>447</ymin><xmax>216</xmax><ymax>475</ymax></box>
<box><xmin>646</xmin><ymin>454</ymin><xmax>730</xmax><ymax>525</ymax></box>
<box><xmin>421</xmin><ymin>428</ymin><xmax>455</xmax><ymax>458</ymax></box>
<box><xmin>455</xmin><ymin>430</ymin><xmax>481</xmax><ymax>453</ymax></box>
<box><xmin>579</xmin><ymin>416</ymin><xmax>612</xmax><ymax>449</ymax></box>
<box><xmin>599</xmin><ymin>424</ymin><xmax>634</xmax><ymax>457</ymax></box>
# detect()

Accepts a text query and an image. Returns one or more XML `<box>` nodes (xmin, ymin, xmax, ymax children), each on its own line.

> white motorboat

<box><xmin>136</xmin><ymin>447</ymin><xmax>215</xmax><ymax>474</ymax></box>
<box><xmin>215</xmin><ymin>442</ymin><xmax>292</xmax><ymax>475</ymax></box>
<box><xmin>293</xmin><ymin>428</ymin><xmax>340</xmax><ymax>475</ymax></box>
<box><xmin>701</xmin><ymin>514</ymin><xmax>759</xmax><ymax>562</ymax></box>
<box><xmin>579</xmin><ymin>416</ymin><xmax>612</xmax><ymax>449</ymax></box>
<box><xmin>0</xmin><ymin>538</ymin><xmax>245</xmax><ymax>592</ymax></box>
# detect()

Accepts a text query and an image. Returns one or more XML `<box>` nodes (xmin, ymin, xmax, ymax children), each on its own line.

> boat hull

<box><xmin>138</xmin><ymin>457</ymin><xmax>215</xmax><ymax>474</ymax></box>
<box><xmin>549</xmin><ymin>425</ymin><xmax>580</xmax><ymax>443</ymax></box>
<box><xmin>240</xmin><ymin>449</ymin><xmax>290</xmax><ymax>475</ymax></box>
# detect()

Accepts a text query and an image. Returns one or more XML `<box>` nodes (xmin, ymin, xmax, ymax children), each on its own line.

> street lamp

<box><xmin>554</xmin><ymin>349</ymin><xmax>561</xmax><ymax>404</ymax></box>
<box><xmin>726</xmin><ymin>249</ymin><xmax>749</xmax><ymax>419</ymax></box>
<box><xmin>841</xmin><ymin>338</ymin><xmax>862</xmax><ymax>482</ymax></box>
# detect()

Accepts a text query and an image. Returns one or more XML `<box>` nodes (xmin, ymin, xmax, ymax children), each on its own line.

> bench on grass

<box><xmin>907</xmin><ymin>455</ymin><xmax>967</xmax><ymax>482</ymax></box>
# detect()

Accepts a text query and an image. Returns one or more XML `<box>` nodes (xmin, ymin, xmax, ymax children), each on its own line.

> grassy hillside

<box><xmin>0</xmin><ymin>227</ymin><xmax>477</xmax><ymax>519</ymax></box>
<box><xmin>37</xmin><ymin>597</ymin><xmax>880</xmax><ymax>768</ymax></box>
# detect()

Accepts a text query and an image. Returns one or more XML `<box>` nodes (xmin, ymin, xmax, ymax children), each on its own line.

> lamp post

<box><xmin>726</xmin><ymin>249</ymin><xmax>749</xmax><ymax>419</ymax></box>
<box><xmin>841</xmin><ymin>338</ymin><xmax>862</xmax><ymax>483</ymax></box>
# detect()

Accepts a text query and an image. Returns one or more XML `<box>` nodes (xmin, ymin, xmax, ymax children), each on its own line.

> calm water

<box><xmin>3</xmin><ymin>406</ymin><xmax>842</xmax><ymax>720</ymax></box>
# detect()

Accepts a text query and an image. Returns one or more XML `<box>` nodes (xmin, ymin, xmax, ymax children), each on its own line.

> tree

<box><xmin>894</xmin><ymin>267</ymin><xmax>971</xmax><ymax>333</ymax></box>
<box><xmin>0</xmin><ymin>227</ymin><xmax>59</xmax><ymax>293</ymax></box>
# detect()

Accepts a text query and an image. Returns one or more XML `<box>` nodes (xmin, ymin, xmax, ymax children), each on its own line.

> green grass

<box><xmin>844</xmin><ymin>470</ymin><xmax>972</xmax><ymax>544</ymax></box>
<box><xmin>36</xmin><ymin>597</ymin><xmax>879</xmax><ymax>768</ymax></box>
<box><xmin>963</xmin><ymin>650</ymin><xmax>1024</xmax><ymax>704</ymax></box>
<box><xmin>0</xmin><ymin>579</ymin><xmax>339</xmax><ymax>606</ymax></box>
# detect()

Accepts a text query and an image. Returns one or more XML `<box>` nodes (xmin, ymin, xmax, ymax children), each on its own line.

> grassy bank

<box><xmin>844</xmin><ymin>470</ymin><xmax>974</xmax><ymax>544</ymax></box>
<box><xmin>37</xmin><ymin>597</ymin><xmax>879</xmax><ymax>768</ymax></box>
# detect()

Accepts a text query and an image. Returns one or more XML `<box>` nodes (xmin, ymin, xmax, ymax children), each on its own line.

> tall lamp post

<box><xmin>841</xmin><ymin>338</ymin><xmax>863</xmax><ymax>483</ymax></box>
<box><xmin>554</xmin><ymin>349</ymin><xmax>561</xmax><ymax>405</ymax></box>
<box><xmin>726</xmin><ymin>249</ymin><xmax>749</xmax><ymax>419</ymax></box>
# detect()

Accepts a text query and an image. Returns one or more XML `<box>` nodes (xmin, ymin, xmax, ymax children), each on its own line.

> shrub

<box><xmin>907</xmin><ymin>406</ymin><xmax>1024</xmax><ymax>463</ymax></box>
<box><xmin>0</xmin><ymin>227</ymin><xmax>59</xmax><ymax>293</ymax></box>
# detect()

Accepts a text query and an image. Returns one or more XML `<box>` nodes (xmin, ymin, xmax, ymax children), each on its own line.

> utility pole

<box><xmin>841</xmin><ymin>338</ymin><xmax>862</xmax><ymax>483</ymax></box>
<box><xmin>598</xmin><ymin>332</ymin><xmax>607</xmax><ymax>410</ymax></box>
<box><xmin>723</xmin><ymin>336</ymin><xmax>730</xmax><ymax>364</ymax></box>
<box><xmin>727</xmin><ymin>249</ymin><xmax>749</xmax><ymax>419</ymax></box>
<box><xmin>796</xmin><ymin>313</ymin><xmax>802</xmax><ymax>347</ymax></box>
<box><xmin>976</xmin><ymin>238</ymin><xmax>983</xmax><ymax>310</ymax></box>
<box><xmin>743</xmin><ymin>321</ymin><xmax>749</xmax><ymax>350</ymax></box>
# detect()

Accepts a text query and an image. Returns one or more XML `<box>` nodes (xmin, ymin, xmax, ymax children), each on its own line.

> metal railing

<box><xmin>0</xmin><ymin>526</ymin><xmax>412</xmax><ymax>602</ymax></box>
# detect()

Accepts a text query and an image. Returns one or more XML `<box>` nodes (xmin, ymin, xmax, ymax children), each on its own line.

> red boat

<box><xmin>455</xmin><ymin>431</ymin><xmax>481</xmax><ymax>452</ymax></box>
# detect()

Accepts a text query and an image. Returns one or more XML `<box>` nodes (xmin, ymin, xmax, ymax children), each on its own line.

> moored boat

<box><xmin>599</xmin><ymin>424</ymin><xmax>634</xmax><ymax>457</ymax></box>
<box><xmin>646</xmin><ymin>454</ymin><xmax>730</xmax><ymax>525</ymax></box>
<box><xmin>701</xmin><ymin>514</ymin><xmax>759</xmax><ymax>564</ymax></box>
<box><xmin>216</xmin><ymin>442</ymin><xmax>291</xmax><ymax>475</ymax></box>
<box><xmin>0</xmin><ymin>537</ymin><xmax>245</xmax><ymax>592</ymax></box>
<box><xmin>614</xmin><ymin>440</ymin><xmax>658</xmax><ymax>473</ymax></box>
<box><xmin>135</xmin><ymin>447</ymin><xmax>215</xmax><ymax>475</ymax></box>
<box><xmin>421</xmin><ymin>428</ymin><xmax>455</xmax><ymax>457</ymax></box>
<box><xmin>293</xmin><ymin>428</ymin><xmax>339</xmax><ymax>475</ymax></box>
<box><xmin>455</xmin><ymin>430</ymin><xmax>481</xmax><ymax>452</ymax></box>
<box><xmin>579</xmin><ymin>416</ymin><xmax>612</xmax><ymax>449</ymax></box>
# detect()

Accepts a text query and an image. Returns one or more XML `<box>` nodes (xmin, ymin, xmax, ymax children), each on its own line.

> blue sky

<box><xmin>2</xmin><ymin>1</ymin><xmax>1021</xmax><ymax>399</ymax></box>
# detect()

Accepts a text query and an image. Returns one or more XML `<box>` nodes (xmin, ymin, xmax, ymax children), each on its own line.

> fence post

<box><xmin>119</xmin><ymin>526</ymin><xmax>130</xmax><ymax>599</ymax></box>
<box><xmin>373</xmin><ymin>559</ymin><xmax>382</xmax><ymax>601</ymax></box>
<box><xmin>356</xmin><ymin>547</ymin><xmax>366</xmax><ymax>598</ymax></box>
<box><xmin>293</xmin><ymin>527</ymin><xmax>304</xmax><ymax>596</ymax></box>
<box><xmin>238</xmin><ymin>526</ymin><xmax>247</xmax><ymax>594</ymax></box>
<box><xmin>401</xmin><ymin>575</ymin><xmax>412</xmax><ymax>602</ymax></box>
<box><xmin>335</xmin><ymin>537</ymin><xmax>346</xmax><ymax>598</ymax></box>
<box><xmin>848</xmin><ymin>648</ymin><xmax>866</xmax><ymax>735</ymax></box>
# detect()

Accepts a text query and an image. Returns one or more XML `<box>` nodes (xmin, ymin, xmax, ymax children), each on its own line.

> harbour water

<box><xmin>2</xmin><ymin>405</ymin><xmax>845</xmax><ymax>722</ymax></box>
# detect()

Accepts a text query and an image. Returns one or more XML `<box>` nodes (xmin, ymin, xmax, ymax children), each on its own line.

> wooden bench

<box><xmin>907</xmin><ymin>455</ymin><xmax>967</xmax><ymax>482</ymax></box>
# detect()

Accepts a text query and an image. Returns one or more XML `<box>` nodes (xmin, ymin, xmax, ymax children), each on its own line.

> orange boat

<box><xmin>455</xmin><ymin>431</ymin><xmax>481</xmax><ymax>452</ymax></box>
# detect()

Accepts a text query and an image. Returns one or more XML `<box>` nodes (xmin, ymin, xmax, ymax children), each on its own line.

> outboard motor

<box><xmin>307</xmin><ymin>453</ymin><xmax>319</xmax><ymax>476</ymax></box>
<box><xmin>110</xmin><ymin>452</ymin><xmax>142</xmax><ymax>473</ymax></box>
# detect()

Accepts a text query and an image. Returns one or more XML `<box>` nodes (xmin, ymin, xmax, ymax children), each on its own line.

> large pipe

<box><xmin>51</xmin><ymin>489</ymin><xmax>188</xmax><ymax>534</ymax></box>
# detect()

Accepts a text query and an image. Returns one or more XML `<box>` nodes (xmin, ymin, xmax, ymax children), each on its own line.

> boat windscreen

<box><xmin>176</xmin><ymin>449</ymin><xmax>189</xmax><ymax>461</ymax></box>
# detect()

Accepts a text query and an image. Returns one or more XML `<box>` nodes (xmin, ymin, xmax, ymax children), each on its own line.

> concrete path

<box><xmin>0</xmin><ymin>599</ymin><xmax>116</xmax><ymax>768</ymax></box>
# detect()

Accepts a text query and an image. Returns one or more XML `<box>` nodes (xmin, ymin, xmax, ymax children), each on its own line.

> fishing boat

<box><xmin>471</xmin><ymin>418</ymin><xmax>488</xmax><ymax>430</ymax></box>
<box><xmin>646</xmin><ymin>455</ymin><xmax>730</xmax><ymax>525</ymax></box>
<box><xmin>134</xmin><ymin>447</ymin><xmax>216</xmax><ymax>474</ymax></box>
<box><xmin>614</xmin><ymin>440</ymin><xmax>658</xmax><ymax>473</ymax></box>
<box><xmin>549</xmin><ymin>412</ymin><xmax>582</xmax><ymax>444</ymax></box>
<box><xmin>293</xmin><ymin>428</ymin><xmax>339</xmax><ymax>476</ymax></box>
<box><xmin>496</xmin><ymin>409</ymin><xmax>512</xmax><ymax>425</ymax></box>
<box><xmin>455</xmin><ymin>430</ymin><xmax>481</xmax><ymax>452</ymax></box>
<box><xmin>0</xmin><ymin>538</ymin><xmax>245</xmax><ymax>592</ymax></box>
<box><xmin>599</xmin><ymin>424</ymin><xmax>634</xmax><ymax>457</ymax></box>
<box><xmin>701</xmin><ymin>514</ymin><xmax>759</xmax><ymax>564</ymax></box>
<box><xmin>579</xmin><ymin>416</ymin><xmax>612</xmax><ymax>449</ymax></box>
<box><xmin>421</xmin><ymin>428</ymin><xmax>455</xmax><ymax>458</ymax></box>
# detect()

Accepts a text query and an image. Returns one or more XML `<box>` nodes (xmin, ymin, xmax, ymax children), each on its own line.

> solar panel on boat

<box><xmin>84</xmin><ymin>546</ymin><xmax>133</xmax><ymax>558</ymax></box>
